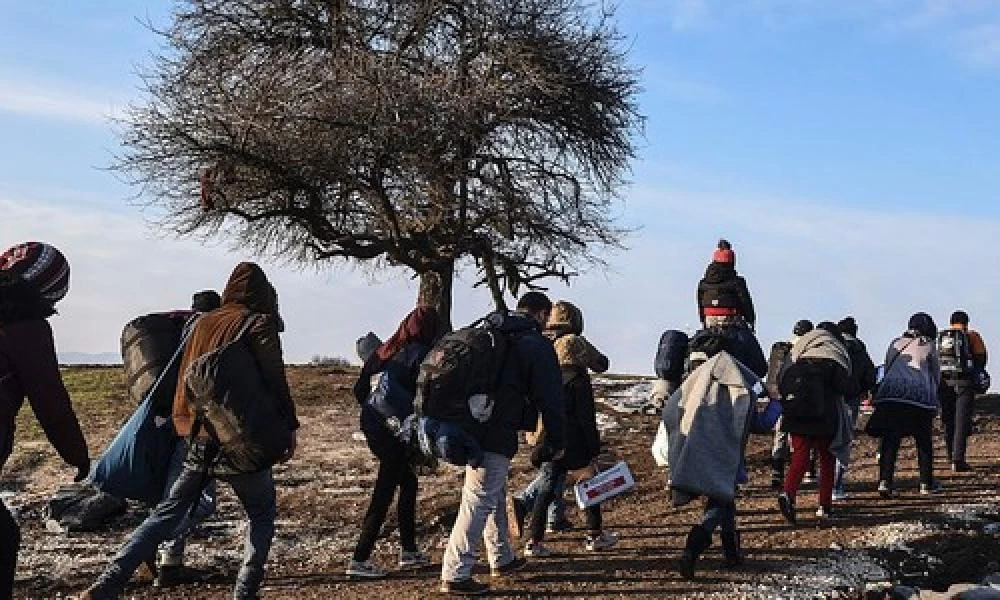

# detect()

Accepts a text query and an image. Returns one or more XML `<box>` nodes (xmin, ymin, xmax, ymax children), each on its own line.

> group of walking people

<box><xmin>0</xmin><ymin>238</ymin><xmax>992</xmax><ymax>599</ymax></box>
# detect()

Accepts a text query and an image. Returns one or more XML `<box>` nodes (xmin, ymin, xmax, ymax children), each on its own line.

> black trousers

<box><xmin>529</xmin><ymin>462</ymin><xmax>601</xmax><ymax>541</ymax></box>
<box><xmin>1</xmin><ymin>500</ymin><xmax>18</xmax><ymax>599</ymax></box>
<box><xmin>940</xmin><ymin>380</ymin><xmax>976</xmax><ymax>463</ymax></box>
<box><xmin>879</xmin><ymin>423</ymin><xmax>934</xmax><ymax>487</ymax></box>
<box><xmin>353</xmin><ymin>450</ymin><xmax>418</xmax><ymax>561</ymax></box>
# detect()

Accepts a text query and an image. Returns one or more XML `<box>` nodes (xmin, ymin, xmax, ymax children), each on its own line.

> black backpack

<box><xmin>778</xmin><ymin>359</ymin><xmax>828</xmax><ymax>419</ymax></box>
<box><xmin>654</xmin><ymin>330</ymin><xmax>689</xmax><ymax>381</ymax></box>
<box><xmin>938</xmin><ymin>328</ymin><xmax>973</xmax><ymax>376</ymax></box>
<box><xmin>414</xmin><ymin>312</ymin><xmax>515</xmax><ymax>425</ymax></box>
<box><xmin>184</xmin><ymin>315</ymin><xmax>294</xmax><ymax>473</ymax></box>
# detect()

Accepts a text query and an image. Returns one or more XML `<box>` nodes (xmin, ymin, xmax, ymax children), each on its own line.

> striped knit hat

<box><xmin>0</xmin><ymin>242</ymin><xmax>70</xmax><ymax>303</ymax></box>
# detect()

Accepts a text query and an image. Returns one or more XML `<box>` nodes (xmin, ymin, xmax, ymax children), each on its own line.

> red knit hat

<box><xmin>712</xmin><ymin>239</ymin><xmax>735</xmax><ymax>264</ymax></box>
<box><xmin>0</xmin><ymin>242</ymin><xmax>70</xmax><ymax>303</ymax></box>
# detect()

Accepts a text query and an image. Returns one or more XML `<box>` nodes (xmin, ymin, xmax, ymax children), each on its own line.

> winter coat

<box><xmin>172</xmin><ymin>263</ymin><xmax>299</xmax><ymax>438</ymax></box>
<box><xmin>843</xmin><ymin>334</ymin><xmax>877</xmax><ymax>403</ymax></box>
<box><xmin>538</xmin><ymin>301</ymin><xmax>608</xmax><ymax>470</ymax></box>
<box><xmin>874</xmin><ymin>333</ymin><xmax>940</xmax><ymax>412</ymax></box>
<box><xmin>354</xmin><ymin>341</ymin><xmax>429</xmax><ymax>460</ymax></box>
<box><xmin>472</xmin><ymin>311</ymin><xmax>565</xmax><ymax>459</ymax></box>
<box><xmin>697</xmin><ymin>262</ymin><xmax>756</xmax><ymax>327</ymax></box>
<box><xmin>689</xmin><ymin>326</ymin><xmax>768</xmax><ymax>379</ymax></box>
<box><xmin>0</xmin><ymin>318</ymin><xmax>89</xmax><ymax>472</ymax></box>
<box><xmin>779</xmin><ymin>329</ymin><xmax>853</xmax><ymax>438</ymax></box>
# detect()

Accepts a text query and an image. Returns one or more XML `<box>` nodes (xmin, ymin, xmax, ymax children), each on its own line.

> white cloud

<box><xmin>0</xmin><ymin>76</ymin><xmax>126</xmax><ymax>124</ymax></box>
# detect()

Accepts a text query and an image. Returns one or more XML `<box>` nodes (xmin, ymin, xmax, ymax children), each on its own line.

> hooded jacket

<box><xmin>172</xmin><ymin>263</ymin><xmax>298</xmax><ymax>437</ymax></box>
<box><xmin>697</xmin><ymin>262</ymin><xmax>755</xmax><ymax>327</ymax></box>
<box><xmin>875</xmin><ymin>332</ymin><xmax>940</xmax><ymax>412</ymax></box>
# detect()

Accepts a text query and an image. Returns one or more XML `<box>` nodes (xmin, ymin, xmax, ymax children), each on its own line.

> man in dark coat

<box><xmin>696</xmin><ymin>239</ymin><xmax>755</xmax><ymax>330</ymax></box>
<box><xmin>440</xmin><ymin>292</ymin><xmax>566</xmax><ymax>596</ymax></box>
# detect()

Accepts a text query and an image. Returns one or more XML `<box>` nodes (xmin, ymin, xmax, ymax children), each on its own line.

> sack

<box><xmin>184</xmin><ymin>315</ymin><xmax>293</xmax><ymax>473</ymax></box>
<box><xmin>45</xmin><ymin>482</ymin><xmax>127</xmax><ymax>532</ymax></box>
<box><xmin>651</xmin><ymin>421</ymin><xmax>669</xmax><ymax>467</ymax></box>
<box><xmin>405</xmin><ymin>415</ymin><xmax>484</xmax><ymax>468</ymax></box>
<box><xmin>366</xmin><ymin>370</ymin><xmax>416</xmax><ymax>426</ymax></box>
<box><xmin>121</xmin><ymin>312</ymin><xmax>194</xmax><ymax>413</ymax></box>
<box><xmin>654</xmin><ymin>330</ymin><xmax>689</xmax><ymax>381</ymax></box>
<box><xmin>778</xmin><ymin>360</ymin><xmax>827</xmax><ymax>419</ymax></box>
<box><xmin>414</xmin><ymin>311</ymin><xmax>513</xmax><ymax>425</ymax></box>
<box><xmin>573</xmin><ymin>460</ymin><xmax>635</xmax><ymax>509</ymax></box>
<box><xmin>938</xmin><ymin>328</ymin><xmax>973</xmax><ymax>376</ymax></box>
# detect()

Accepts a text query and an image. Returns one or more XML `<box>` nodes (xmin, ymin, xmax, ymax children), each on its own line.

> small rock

<box><xmin>351</xmin><ymin>431</ymin><xmax>366</xmax><ymax>442</ymax></box>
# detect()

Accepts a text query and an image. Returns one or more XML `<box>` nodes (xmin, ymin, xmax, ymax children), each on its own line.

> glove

<box><xmin>74</xmin><ymin>460</ymin><xmax>91</xmax><ymax>483</ymax></box>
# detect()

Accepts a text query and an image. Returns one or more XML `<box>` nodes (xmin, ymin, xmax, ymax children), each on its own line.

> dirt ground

<box><xmin>4</xmin><ymin>367</ymin><xmax>1000</xmax><ymax>599</ymax></box>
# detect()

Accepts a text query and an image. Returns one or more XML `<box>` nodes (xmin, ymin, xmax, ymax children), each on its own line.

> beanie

<box><xmin>792</xmin><ymin>319</ymin><xmax>814</xmax><ymax>337</ymax></box>
<box><xmin>712</xmin><ymin>239</ymin><xmax>735</xmax><ymax>264</ymax></box>
<box><xmin>0</xmin><ymin>242</ymin><xmax>70</xmax><ymax>304</ymax></box>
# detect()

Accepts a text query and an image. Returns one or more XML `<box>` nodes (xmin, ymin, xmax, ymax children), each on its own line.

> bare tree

<box><xmin>117</xmin><ymin>0</ymin><xmax>642</xmax><ymax>330</ymax></box>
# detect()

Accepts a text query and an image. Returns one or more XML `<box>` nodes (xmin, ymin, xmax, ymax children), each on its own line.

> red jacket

<box><xmin>0</xmin><ymin>319</ymin><xmax>89</xmax><ymax>472</ymax></box>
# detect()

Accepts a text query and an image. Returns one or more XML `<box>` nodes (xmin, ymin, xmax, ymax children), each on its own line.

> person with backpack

<box><xmin>346</xmin><ymin>306</ymin><xmax>439</xmax><ymax>579</ymax></box>
<box><xmin>766</xmin><ymin>319</ymin><xmax>813</xmax><ymax>489</ymax></box>
<box><xmin>696</xmin><ymin>239</ymin><xmax>755</xmax><ymax>331</ymax></box>
<box><xmin>1</xmin><ymin>242</ymin><xmax>90</xmax><ymax>599</ymax></box>
<box><xmin>513</xmin><ymin>300</ymin><xmax>617</xmax><ymax>557</ymax></box>
<box><xmin>832</xmin><ymin>317</ymin><xmax>876</xmax><ymax>500</ymax></box>
<box><xmin>82</xmin><ymin>262</ymin><xmax>298</xmax><ymax>600</ymax></box>
<box><xmin>865</xmin><ymin>313</ymin><xmax>941</xmax><ymax>497</ymax></box>
<box><xmin>777</xmin><ymin>323</ymin><xmax>854</xmax><ymax>524</ymax></box>
<box><xmin>439</xmin><ymin>292</ymin><xmax>566</xmax><ymax>596</ymax></box>
<box><xmin>938</xmin><ymin>310</ymin><xmax>988</xmax><ymax>472</ymax></box>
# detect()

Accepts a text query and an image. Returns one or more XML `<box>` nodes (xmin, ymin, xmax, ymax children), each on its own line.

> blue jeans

<box><xmin>700</xmin><ymin>498</ymin><xmax>736</xmax><ymax>535</ymax></box>
<box><xmin>97</xmin><ymin>444</ymin><xmax>276</xmax><ymax>599</ymax></box>
<box><xmin>519</xmin><ymin>462</ymin><xmax>567</xmax><ymax>526</ymax></box>
<box><xmin>158</xmin><ymin>439</ymin><xmax>217</xmax><ymax>564</ymax></box>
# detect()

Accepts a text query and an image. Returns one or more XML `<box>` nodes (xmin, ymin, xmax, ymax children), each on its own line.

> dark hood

<box><xmin>703</xmin><ymin>261</ymin><xmax>738</xmax><ymax>284</ymax></box>
<box><xmin>221</xmin><ymin>262</ymin><xmax>283</xmax><ymax>329</ymax></box>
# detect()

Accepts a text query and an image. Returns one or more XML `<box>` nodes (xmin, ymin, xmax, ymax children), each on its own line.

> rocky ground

<box><xmin>4</xmin><ymin>367</ymin><xmax>1000</xmax><ymax>599</ymax></box>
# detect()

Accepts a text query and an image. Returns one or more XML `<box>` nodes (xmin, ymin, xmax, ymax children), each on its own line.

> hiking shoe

<box><xmin>399</xmin><ymin>550</ymin><xmax>431</xmax><ymax>569</ymax></box>
<box><xmin>877</xmin><ymin>481</ymin><xmax>894</xmax><ymax>498</ymax></box>
<box><xmin>920</xmin><ymin>481</ymin><xmax>942</xmax><ymax>495</ymax></box>
<box><xmin>831</xmin><ymin>488</ymin><xmax>848</xmax><ymax>502</ymax></box>
<box><xmin>952</xmin><ymin>461</ymin><xmax>972</xmax><ymax>473</ymax></box>
<box><xmin>585</xmin><ymin>531</ymin><xmax>619</xmax><ymax>552</ymax></box>
<box><xmin>525</xmin><ymin>540</ymin><xmax>553</xmax><ymax>558</ymax></box>
<box><xmin>490</xmin><ymin>556</ymin><xmax>527</xmax><ymax>577</ymax></box>
<box><xmin>815</xmin><ymin>506</ymin><xmax>832</xmax><ymax>519</ymax></box>
<box><xmin>546</xmin><ymin>518</ymin><xmax>573</xmax><ymax>534</ymax></box>
<box><xmin>512</xmin><ymin>496</ymin><xmax>528</xmax><ymax>539</ymax></box>
<box><xmin>439</xmin><ymin>578</ymin><xmax>489</xmax><ymax>596</ymax></box>
<box><xmin>777</xmin><ymin>493</ymin><xmax>797</xmax><ymax>525</ymax></box>
<box><xmin>346</xmin><ymin>559</ymin><xmax>386</xmax><ymax>579</ymax></box>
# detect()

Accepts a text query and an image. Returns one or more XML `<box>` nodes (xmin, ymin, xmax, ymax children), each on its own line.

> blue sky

<box><xmin>2</xmin><ymin>1</ymin><xmax>1000</xmax><ymax>373</ymax></box>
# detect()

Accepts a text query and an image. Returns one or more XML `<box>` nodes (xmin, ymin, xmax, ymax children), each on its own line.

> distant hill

<box><xmin>59</xmin><ymin>352</ymin><xmax>121</xmax><ymax>365</ymax></box>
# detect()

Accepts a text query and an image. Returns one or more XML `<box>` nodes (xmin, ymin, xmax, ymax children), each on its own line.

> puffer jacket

<box><xmin>697</xmin><ymin>262</ymin><xmax>755</xmax><ymax>327</ymax></box>
<box><xmin>172</xmin><ymin>263</ymin><xmax>299</xmax><ymax>437</ymax></box>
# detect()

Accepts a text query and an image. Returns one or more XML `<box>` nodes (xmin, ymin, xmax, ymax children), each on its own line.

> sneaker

<box><xmin>585</xmin><ymin>531</ymin><xmax>619</xmax><ymax>552</ymax></box>
<box><xmin>877</xmin><ymin>481</ymin><xmax>894</xmax><ymax>498</ymax></box>
<box><xmin>346</xmin><ymin>559</ymin><xmax>386</xmax><ymax>579</ymax></box>
<box><xmin>831</xmin><ymin>488</ymin><xmax>848</xmax><ymax>502</ymax></box>
<box><xmin>777</xmin><ymin>493</ymin><xmax>797</xmax><ymax>525</ymax></box>
<box><xmin>815</xmin><ymin>505</ymin><xmax>832</xmax><ymax>519</ymax></box>
<box><xmin>952</xmin><ymin>461</ymin><xmax>972</xmax><ymax>473</ymax></box>
<box><xmin>439</xmin><ymin>578</ymin><xmax>490</xmax><ymax>596</ymax></box>
<box><xmin>545</xmin><ymin>518</ymin><xmax>573</xmax><ymax>534</ymax></box>
<box><xmin>525</xmin><ymin>540</ymin><xmax>553</xmax><ymax>558</ymax></box>
<box><xmin>512</xmin><ymin>496</ymin><xmax>528</xmax><ymax>539</ymax></box>
<box><xmin>920</xmin><ymin>481</ymin><xmax>942</xmax><ymax>495</ymax></box>
<box><xmin>399</xmin><ymin>550</ymin><xmax>431</xmax><ymax>569</ymax></box>
<box><xmin>490</xmin><ymin>556</ymin><xmax>527</xmax><ymax>577</ymax></box>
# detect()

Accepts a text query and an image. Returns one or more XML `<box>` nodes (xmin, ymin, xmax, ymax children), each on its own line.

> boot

<box><xmin>769</xmin><ymin>458</ymin><xmax>785</xmax><ymax>490</ymax></box>
<box><xmin>678</xmin><ymin>525</ymin><xmax>712</xmax><ymax>580</ymax></box>
<box><xmin>721</xmin><ymin>530</ymin><xmax>742</xmax><ymax>568</ymax></box>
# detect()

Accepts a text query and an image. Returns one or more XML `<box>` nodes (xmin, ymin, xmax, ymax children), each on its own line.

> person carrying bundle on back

<box><xmin>696</xmin><ymin>239</ymin><xmax>755</xmax><ymax>331</ymax></box>
<box><xmin>513</xmin><ymin>300</ymin><xmax>617</xmax><ymax>557</ymax></box>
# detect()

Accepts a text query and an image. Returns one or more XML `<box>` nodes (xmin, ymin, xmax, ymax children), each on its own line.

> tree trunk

<box><xmin>418</xmin><ymin>261</ymin><xmax>455</xmax><ymax>334</ymax></box>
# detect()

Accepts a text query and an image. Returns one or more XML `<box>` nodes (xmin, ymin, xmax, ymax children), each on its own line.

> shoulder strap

<box><xmin>884</xmin><ymin>337</ymin><xmax>917</xmax><ymax>377</ymax></box>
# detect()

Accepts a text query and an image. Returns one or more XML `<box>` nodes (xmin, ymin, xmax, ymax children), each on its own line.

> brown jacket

<box><xmin>172</xmin><ymin>263</ymin><xmax>298</xmax><ymax>437</ymax></box>
<box><xmin>1</xmin><ymin>319</ymin><xmax>89</xmax><ymax>472</ymax></box>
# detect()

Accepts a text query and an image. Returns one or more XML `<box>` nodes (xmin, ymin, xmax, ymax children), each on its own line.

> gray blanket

<box><xmin>663</xmin><ymin>351</ymin><xmax>761</xmax><ymax>503</ymax></box>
